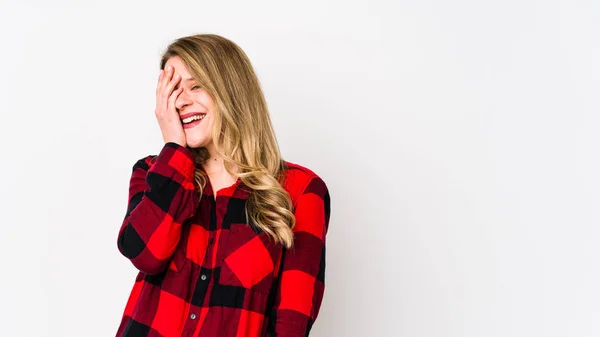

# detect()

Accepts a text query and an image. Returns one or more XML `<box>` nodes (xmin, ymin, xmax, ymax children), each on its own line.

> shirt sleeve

<box><xmin>269</xmin><ymin>175</ymin><xmax>331</xmax><ymax>336</ymax></box>
<box><xmin>116</xmin><ymin>142</ymin><xmax>199</xmax><ymax>275</ymax></box>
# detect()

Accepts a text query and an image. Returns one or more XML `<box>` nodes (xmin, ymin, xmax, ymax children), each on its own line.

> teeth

<box><xmin>182</xmin><ymin>114</ymin><xmax>205</xmax><ymax>124</ymax></box>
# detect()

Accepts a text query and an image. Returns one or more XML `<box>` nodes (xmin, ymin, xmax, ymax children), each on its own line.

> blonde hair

<box><xmin>159</xmin><ymin>34</ymin><xmax>295</xmax><ymax>248</ymax></box>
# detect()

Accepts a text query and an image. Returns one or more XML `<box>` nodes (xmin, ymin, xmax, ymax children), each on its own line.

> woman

<box><xmin>115</xmin><ymin>34</ymin><xmax>331</xmax><ymax>337</ymax></box>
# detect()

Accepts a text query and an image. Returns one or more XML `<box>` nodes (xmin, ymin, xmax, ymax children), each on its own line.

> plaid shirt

<box><xmin>115</xmin><ymin>142</ymin><xmax>331</xmax><ymax>337</ymax></box>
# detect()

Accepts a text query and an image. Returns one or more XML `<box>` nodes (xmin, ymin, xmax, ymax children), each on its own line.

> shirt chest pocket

<box><xmin>218</xmin><ymin>223</ymin><xmax>280</xmax><ymax>295</ymax></box>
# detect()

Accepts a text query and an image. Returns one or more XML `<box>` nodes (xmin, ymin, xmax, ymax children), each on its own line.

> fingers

<box><xmin>169</xmin><ymin>86</ymin><xmax>183</xmax><ymax>113</ymax></box>
<box><xmin>156</xmin><ymin>67</ymin><xmax>179</xmax><ymax>95</ymax></box>
<box><xmin>156</xmin><ymin>68</ymin><xmax>167</xmax><ymax>96</ymax></box>
<box><xmin>164</xmin><ymin>72</ymin><xmax>181</xmax><ymax>99</ymax></box>
<box><xmin>156</xmin><ymin>66</ymin><xmax>182</xmax><ymax>113</ymax></box>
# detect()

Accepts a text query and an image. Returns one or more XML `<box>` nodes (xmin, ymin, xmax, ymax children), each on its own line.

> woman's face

<box><xmin>165</xmin><ymin>56</ymin><xmax>215</xmax><ymax>149</ymax></box>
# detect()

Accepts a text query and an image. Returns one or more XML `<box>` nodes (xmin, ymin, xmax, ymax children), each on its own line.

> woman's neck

<box><xmin>202</xmin><ymin>143</ymin><xmax>237</xmax><ymax>176</ymax></box>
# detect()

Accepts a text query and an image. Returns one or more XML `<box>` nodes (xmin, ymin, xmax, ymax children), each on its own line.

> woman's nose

<box><xmin>175</xmin><ymin>90</ymin><xmax>192</xmax><ymax>110</ymax></box>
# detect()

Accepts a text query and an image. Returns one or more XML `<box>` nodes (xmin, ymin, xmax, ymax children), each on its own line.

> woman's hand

<box><xmin>155</xmin><ymin>66</ymin><xmax>186</xmax><ymax>146</ymax></box>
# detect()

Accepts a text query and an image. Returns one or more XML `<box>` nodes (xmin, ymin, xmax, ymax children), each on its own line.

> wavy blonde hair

<box><xmin>159</xmin><ymin>34</ymin><xmax>295</xmax><ymax>248</ymax></box>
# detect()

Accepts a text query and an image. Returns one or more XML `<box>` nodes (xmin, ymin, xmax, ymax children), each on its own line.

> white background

<box><xmin>1</xmin><ymin>0</ymin><xmax>599</xmax><ymax>336</ymax></box>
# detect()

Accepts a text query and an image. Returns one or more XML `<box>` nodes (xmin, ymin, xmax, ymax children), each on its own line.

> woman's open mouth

<box><xmin>181</xmin><ymin>113</ymin><xmax>206</xmax><ymax>129</ymax></box>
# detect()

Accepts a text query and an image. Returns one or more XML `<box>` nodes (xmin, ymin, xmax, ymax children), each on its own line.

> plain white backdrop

<box><xmin>1</xmin><ymin>0</ymin><xmax>599</xmax><ymax>336</ymax></box>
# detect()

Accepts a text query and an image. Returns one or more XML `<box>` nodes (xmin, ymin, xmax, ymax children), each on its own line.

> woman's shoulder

<box><xmin>281</xmin><ymin>160</ymin><xmax>327</xmax><ymax>205</ymax></box>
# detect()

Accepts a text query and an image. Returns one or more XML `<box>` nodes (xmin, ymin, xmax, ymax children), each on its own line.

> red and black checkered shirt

<box><xmin>115</xmin><ymin>142</ymin><xmax>331</xmax><ymax>337</ymax></box>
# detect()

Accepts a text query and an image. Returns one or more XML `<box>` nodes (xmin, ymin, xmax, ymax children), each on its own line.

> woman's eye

<box><xmin>191</xmin><ymin>85</ymin><xmax>201</xmax><ymax>90</ymax></box>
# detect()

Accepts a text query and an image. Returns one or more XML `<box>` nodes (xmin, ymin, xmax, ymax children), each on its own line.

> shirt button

<box><xmin>200</xmin><ymin>274</ymin><xmax>207</xmax><ymax>281</ymax></box>
<box><xmin>190</xmin><ymin>313</ymin><xmax>197</xmax><ymax>320</ymax></box>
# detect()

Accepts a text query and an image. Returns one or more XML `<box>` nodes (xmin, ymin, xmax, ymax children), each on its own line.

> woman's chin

<box><xmin>186</xmin><ymin>137</ymin><xmax>207</xmax><ymax>149</ymax></box>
